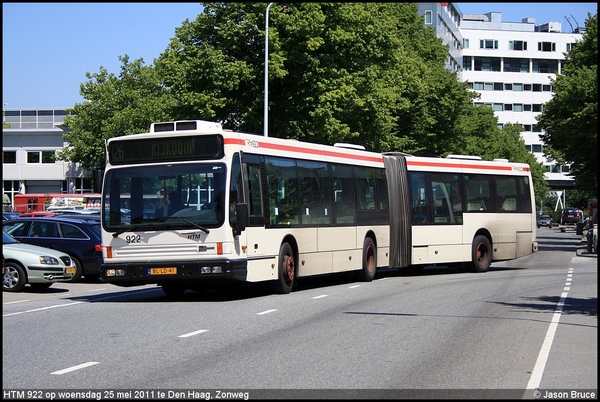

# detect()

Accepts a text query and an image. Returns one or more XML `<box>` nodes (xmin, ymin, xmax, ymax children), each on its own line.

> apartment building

<box><xmin>418</xmin><ymin>2</ymin><xmax>582</xmax><ymax>190</ymax></box>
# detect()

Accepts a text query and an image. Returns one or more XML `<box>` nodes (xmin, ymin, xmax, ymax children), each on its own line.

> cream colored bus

<box><xmin>97</xmin><ymin>120</ymin><xmax>537</xmax><ymax>295</ymax></box>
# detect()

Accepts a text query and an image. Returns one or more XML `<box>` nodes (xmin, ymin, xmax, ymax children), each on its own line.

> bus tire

<box><xmin>356</xmin><ymin>237</ymin><xmax>376</xmax><ymax>282</ymax></box>
<box><xmin>270</xmin><ymin>242</ymin><xmax>295</xmax><ymax>294</ymax></box>
<box><xmin>470</xmin><ymin>235</ymin><xmax>491</xmax><ymax>273</ymax></box>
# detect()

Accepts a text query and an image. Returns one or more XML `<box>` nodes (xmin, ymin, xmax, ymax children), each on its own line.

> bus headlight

<box><xmin>105</xmin><ymin>269</ymin><xmax>126</xmax><ymax>277</ymax></box>
<box><xmin>200</xmin><ymin>266</ymin><xmax>223</xmax><ymax>274</ymax></box>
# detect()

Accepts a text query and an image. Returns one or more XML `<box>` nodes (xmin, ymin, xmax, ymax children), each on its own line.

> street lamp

<box><xmin>264</xmin><ymin>2</ymin><xmax>274</xmax><ymax>137</ymax></box>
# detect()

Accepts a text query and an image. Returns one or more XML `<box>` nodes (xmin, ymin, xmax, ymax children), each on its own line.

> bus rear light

<box><xmin>95</xmin><ymin>244</ymin><xmax>103</xmax><ymax>252</ymax></box>
<box><xmin>106</xmin><ymin>246</ymin><xmax>113</xmax><ymax>258</ymax></box>
<box><xmin>216</xmin><ymin>242</ymin><xmax>223</xmax><ymax>255</ymax></box>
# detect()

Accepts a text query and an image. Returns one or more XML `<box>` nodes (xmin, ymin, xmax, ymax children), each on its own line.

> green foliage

<box><xmin>537</xmin><ymin>13</ymin><xmax>598</xmax><ymax>199</ymax></box>
<box><xmin>60</xmin><ymin>2</ymin><xmax>553</xmax><ymax>199</ymax></box>
<box><xmin>56</xmin><ymin>56</ymin><xmax>177</xmax><ymax>171</ymax></box>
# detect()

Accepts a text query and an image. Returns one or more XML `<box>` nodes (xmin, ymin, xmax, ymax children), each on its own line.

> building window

<box><xmin>513</xmin><ymin>104</ymin><xmax>523</xmax><ymax>112</ymax></box>
<box><xmin>523</xmin><ymin>125</ymin><xmax>532</xmax><ymax>131</ymax></box>
<box><xmin>504</xmin><ymin>104</ymin><xmax>513</xmax><ymax>111</ymax></box>
<box><xmin>533</xmin><ymin>84</ymin><xmax>542</xmax><ymax>92</ymax></box>
<box><xmin>524</xmin><ymin>104</ymin><xmax>532</xmax><ymax>112</ymax></box>
<box><xmin>493</xmin><ymin>82</ymin><xmax>503</xmax><ymax>91</ymax></box>
<box><xmin>503</xmin><ymin>58</ymin><xmax>529</xmax><ymax>73</ymax></box>
<box><xmin>473</xmin><ymin>82</ymin><xmax>484</xmax><ymax>90</ymax></box>
<box><xmin>463</xmin><ymin>38</ymin><xmax>469</xmax><ymax>49</ymax></box>
<box><xmin>474</xmin><ymin>57</ymin><xmax>501</xmax><ymax>71</ymax></box>
<box><xmin>424</xmin><ymin>10</ymin><xmax>432</xmax><ymax>24</ymax></box>
<box><xmin>538</xmin><ymin>42</ymin><xmax>556</xmax><ymax>52</ymax></box>
<box><xmin>566</xmin><ymin>42</ymin><xmax>577</xmax><ymax>51</ymax></box>
<box><xmin>513</xmin><ymin>83</ymin><xmax>523</xmax><ymax>91</ymax></box>
<box><xmin>509</xmin><ymin>40</ymin><xmax>527</xmax><ymax>51</ymax></box>
<box><xmin>3</xmin><ymin>151</ymin><xmax>17</xmax><ymax>164</ymax></box>
<box><xmin>532</xmin><ymin>144</ymin><xmax>543</xmax><ymax>153</ymax></box>
<box><xmin>26</xmin><ymin>151</ymin><xmax>56</xmax><ymax>164</ymax></box>
<box><xmin>504</xmin><ymin>83</ymin><xmax>513</xmax><ymax>91</ymax></box>
<box><xmin>543</xmin><ymin>84</ymin><xmax>552</xmax><ymax>91</ymax></box>
<box><xmin>493</xmin><ymin>103</ymin><xmax>503</xmax><ymax>111</ymax></box>
<box><xmin>480</xmin><ymin>39</ymin><xmax>498</xmax><ymax>49</ymax></box>
<box><xmin>463</xmin><ymin>55</ymin><xmax>472</xmax><ymax>70</ymax></box>
<box><xmin>524</xmin><ymin>84</ymin><xmax>532</xmax><ymax>91</ymax></box>
<box><xmin>484</xmin><ymin>82</ymin><xmax>494</xmax><ymax>91</ymax></box>
<box><xmin>532</xmin><ymin>105</ymin><xmax>543</xmax><ymax>113</ymax></box>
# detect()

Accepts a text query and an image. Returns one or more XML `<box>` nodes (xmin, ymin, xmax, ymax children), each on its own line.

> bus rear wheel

<box><xmin>356</xmin><ymin>237</ymin><xmax>376</xmax><ymax>282</ymax></box>
<box><xmin>470</xmin><ymin>235</ymin><xmax>491</xmax><ymax>273</ymax></box>
<box><xmin>270</xmin><ymin>242</ymin><xmax>295</xmax><ymax>294</ymax></box>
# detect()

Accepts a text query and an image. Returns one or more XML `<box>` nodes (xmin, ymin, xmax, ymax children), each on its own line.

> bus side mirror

<box><xmin>92</xmin><ymin>167</ymin><xmax>104</xmax><ymax>194</ymax></box>
<box><xmin>235</xmin><ymin>203</ymin><xmax>248</xmax><ymax>233</ymax></box>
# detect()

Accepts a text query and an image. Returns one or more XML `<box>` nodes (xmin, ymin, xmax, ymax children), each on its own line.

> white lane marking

<box><xmin>51</xmin><ymin>361</ymin><xmax>99</xmax><ymax>375</ymax></box>
<box><xmin>526</xmin><ymin>291</ymin><xmax>569</xmax><ymax>389</ymax></box>
<box><xmin>348</xmin><ymin>285</ymin><xmax>361</xmax><ymax>289</ymax></box>
<box><xmin>178</xmin><ymin>329</ymin><xmax>209</xmax><ymax>338</ymax></box>
<box><xmin>257</xmin><ymin>309</ymin><xmax>278</xmax><ymax>315</ymax></box>
<box><xmin>3</xmin><ymin>301</ymin><xmax>84</xmax><ymax>317</ymax></box>
<box><xmin>312</xmin><ymin>295</ymin><xmax>328</xmax><ymax>299</ymax></box>
<box><xmin>4</xmin><ymin>300</ymin><xmax>31</xmax><ymax>305</ymax></box>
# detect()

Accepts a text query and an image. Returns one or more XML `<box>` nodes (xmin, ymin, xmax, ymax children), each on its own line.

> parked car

<box><xmin>537</xmin><ymin>215</ymin><xmax>552</xmax><ymax>228</ymax></box>
<box><xmin>3</xmin><ymin>212</ymin><xmax>21</xmax><ymax>221</ymax></box>
<box><xmin>3</xmin><ymin>232</ymin><xmax>75</xmax><ymax>292</ymax></box>
<box><xmin>3</xmin><ymin>215</ymin><xmax>103</xmax><ymax>282</ymax></box>
<box><xmin>560</xmin><ymin>208</ymin><xmax>583</xmax><ymax>225</ymax></box>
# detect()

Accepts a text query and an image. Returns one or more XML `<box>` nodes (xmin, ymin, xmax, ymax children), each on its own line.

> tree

<box><xmin>56</xmin><ymin>56</ymin><xmax>177</xmax><ymax>171</ymax></box>
<box><xmin>537</xmin><ymin>13</ymin><xmax>597</xmax><ymax>199</ymax></box>
<box><xmin>155</xmin><ymin>2</ymin><xmax>477</xmax><ymax>154</ymax></box>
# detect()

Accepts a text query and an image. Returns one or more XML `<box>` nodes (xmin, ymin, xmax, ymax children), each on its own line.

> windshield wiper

<box><xmin>170</xmin><ymin>217</ymin><xmax>210</xmax><ymax>234</ymax></box>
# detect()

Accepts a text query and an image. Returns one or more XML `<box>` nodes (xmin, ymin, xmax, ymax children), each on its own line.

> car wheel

<box><xmin>67</xmin><ymin>256</ymin><xmax>83</xmax><ymax>282</ymax></box>
<box><xmin>3</xmin><ymin>261</ymin><xmax>27</xmax><ymax>292</ymax></box>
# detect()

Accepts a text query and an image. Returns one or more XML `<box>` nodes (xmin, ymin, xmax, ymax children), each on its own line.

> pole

<box><xmin>264</xmin><ymin>2</ymin><xmax>274</xmax><ymax>137</ymax></box>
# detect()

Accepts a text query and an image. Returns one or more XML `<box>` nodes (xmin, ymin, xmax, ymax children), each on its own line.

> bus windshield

<box><xmin>103</xmin><ymin>163</ymin><xmax>226</xmax><ymax>231</ymax></box>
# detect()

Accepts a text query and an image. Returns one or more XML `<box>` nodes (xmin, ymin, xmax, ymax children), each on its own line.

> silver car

<box><xmin>2</xmin><ymin>232</ymin><xmax>76</xmax><ymax>292</ymax></box>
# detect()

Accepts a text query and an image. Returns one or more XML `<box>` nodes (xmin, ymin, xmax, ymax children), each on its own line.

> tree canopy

<box><xmin>537</xmin><ymin>13</ymin><xmax>598</xmax><ymax>199</ymax></box>
<box><xmin>58</xmin><ymin>2</ymin><xmax>547</xmax><ymax>195</ymax></box>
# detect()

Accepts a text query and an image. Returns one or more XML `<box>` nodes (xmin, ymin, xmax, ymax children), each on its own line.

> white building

<box><xmin>419</xmin><ymin>2</ymin><xmax>583</xmax><ymax>190</ymax></box>
<box><xmin>2</xmin><ymin>108</ymin><xmax>93</xmax><ymax>209</ymax></box>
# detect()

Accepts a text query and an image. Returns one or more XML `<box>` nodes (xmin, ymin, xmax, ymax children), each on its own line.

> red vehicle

<box><xmin>13</xmin><ymin>193</ymin><xmax>101</xmax><ymax>213</ymax></box>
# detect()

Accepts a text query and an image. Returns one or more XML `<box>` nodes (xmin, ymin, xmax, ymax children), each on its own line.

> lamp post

<box><xmin>264</xmin><ymin>2</ymin><xmax>274</xmax><ymax>137</ymax></box>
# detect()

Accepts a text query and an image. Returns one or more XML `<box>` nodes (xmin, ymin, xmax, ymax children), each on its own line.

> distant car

<box><xmin>560</xmin><ymin>208</ymin><xmax>583</xmax><ymax>225</ymax></box>
<box><xmin>537</xmin><ymin>215</ymin><xmax>552</xmax><ymax>228</ymax></box>
<box><xmin>3</xmin><ymin>216</ymin><xmax>103</xmax><ymax>282</ymax></box>
<box><xmin>3</xmin><ymin>232</ymin><xmax>75</xmax><ymax>292</ymax></box>
<box><xmin>17</xmin><ymin>211</ymin><xmax>57</xmax><ymax>217</ymax></box>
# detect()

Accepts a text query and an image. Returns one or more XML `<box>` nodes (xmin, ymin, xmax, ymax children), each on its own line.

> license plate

<box><xmin>149</xmin><ymin>267</ymin><xmax>177</xmax><ymax>275</ymax></box>
<box><xmin>66</xmin><ymin>267</ymin><xmax>76</xmax><ymax>275</ymax></box>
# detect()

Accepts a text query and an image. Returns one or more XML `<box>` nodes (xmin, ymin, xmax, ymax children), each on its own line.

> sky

<box><xmin>2</xmin><ymin>2</ymin><xmax>598</xmax><ymax>110</ymax></box>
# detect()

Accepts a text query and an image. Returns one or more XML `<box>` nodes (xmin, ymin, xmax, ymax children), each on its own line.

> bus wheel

<box><xmin>270</xmin><ymin>242</ymin><xmax>295</xmax><ymax>294</ymax></box>
<box><xmin>356</xmin><ymin>237</ymin><xmax>376</xmax><ymax>282</ymax></box>
<box><xmin>162</xmin><ymin>284</ymin><xmax>186</xmax><ymax>296</ymax></box>
<box><xmin>470</xmin><ymin>235</ymin><xmax>491</xmax><ymax>273</ymax></box>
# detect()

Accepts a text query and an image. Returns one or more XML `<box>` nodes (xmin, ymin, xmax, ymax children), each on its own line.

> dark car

<box><xmin>3</xmin><ymin>216</ymin><xmax>103</xmax><ymax>282</ymax></box>
<box><xmin>2</xmin><ymin>212</ymin><xmax>21</xmax><ymax>221</ymax></box>
<box><xmin>560</xmin><ymin>208</ymin><xmax>583</xmax><ymax>225</ymax></box>
<box><xmin>537</xmin><ymin>215</ymin><xmax>552</xmax><ymax>228</ymax></box>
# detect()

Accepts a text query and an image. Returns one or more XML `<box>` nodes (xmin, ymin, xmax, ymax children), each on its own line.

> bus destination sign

<box><xmin>109</xmin><ymin>135</ymin><xmax>224</xmax><ymax>165</ymax></box>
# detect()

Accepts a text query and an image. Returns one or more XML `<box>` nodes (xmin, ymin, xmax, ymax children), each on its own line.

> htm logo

<box><xmin>4</xmin><ymin>391</ymin><xmax>25</xmax><ymax>399</ymax></box>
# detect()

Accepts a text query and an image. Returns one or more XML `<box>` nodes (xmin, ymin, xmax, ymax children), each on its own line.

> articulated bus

<box><xmin>98</xmin><ymin>120</ymin><xmax>537</xmax><ymax>295</ymax></box>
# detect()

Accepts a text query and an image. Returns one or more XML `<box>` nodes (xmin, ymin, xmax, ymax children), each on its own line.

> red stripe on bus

<box><xmin>406</xmin><ymin>160</ymin><xmax>530</xmax><ymax>172</ymax></box>
<box><xmin>224</xmin><ymin>138</ymin><xmax>384</xmax><ymax>163</ymax></box>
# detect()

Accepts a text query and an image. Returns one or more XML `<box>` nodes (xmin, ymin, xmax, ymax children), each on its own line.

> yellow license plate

<box><xmin>66</xmin><ymin>267</ymin><xmax>76</xmax><ymax>275</ymax></box>
<box><xmin>149</xmin><ymin>267</ymin><xmax>177</xmax><ymax>275</ymax></box>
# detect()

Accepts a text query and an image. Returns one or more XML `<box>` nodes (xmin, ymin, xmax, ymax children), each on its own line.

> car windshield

<box><xmin>2</xmin><ymin>231</ymin><xmax>18</xmax><ymax>244</ymax></box>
